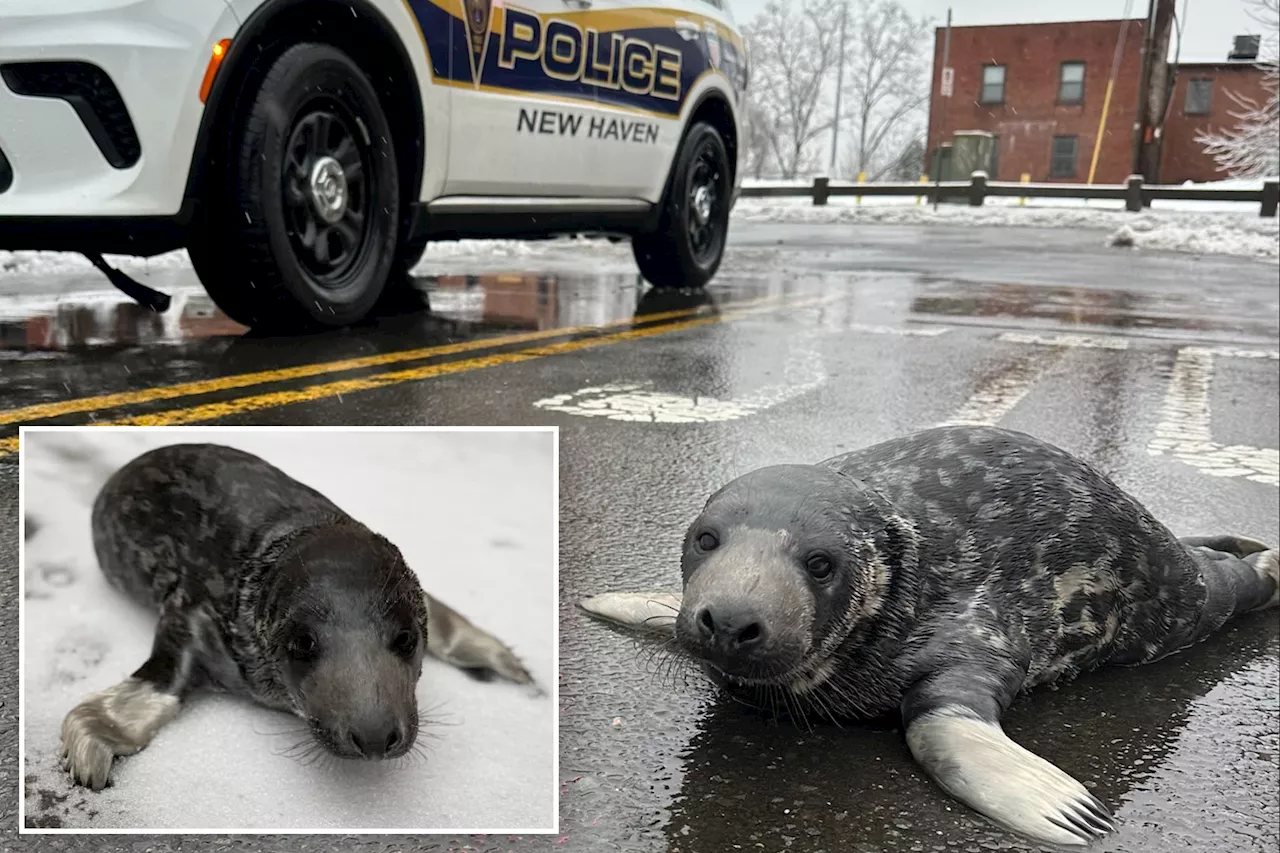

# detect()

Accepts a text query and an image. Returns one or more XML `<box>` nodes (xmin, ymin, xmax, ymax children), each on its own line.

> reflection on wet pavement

<box><xmin>2</xmin><ymin>269</ymin><xmax>1274</xmax><ymax>359</ymax></box>
<box><xmin>909</xmin><ymin>279</ymin><xmax>1279</xmax><ymax>339</ymax></box>
<box><xmin>664</xmin><ymin>615</ymin><xmax>1278</xmax><ymax>853</ymax></box>
<box><xmin>0</xmin><ymin>272</ymin><xmax>740</xmax><ymax>357</ymax></box>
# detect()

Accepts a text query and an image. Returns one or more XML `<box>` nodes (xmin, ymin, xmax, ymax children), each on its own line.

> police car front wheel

<box><xmin>189</xmin><ymin>42</ymin><xmax>400</xmax><ymax>329</ymax></box>
<box><xmin>632</xmin><ymin>122</ymin><xmax>731</xmax><ymax>291</ymax></box>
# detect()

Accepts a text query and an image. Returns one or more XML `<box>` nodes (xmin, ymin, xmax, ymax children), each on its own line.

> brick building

<box><xmin>1161</xmin><ymin>60</ymin><xmax>1273</xmax><ymax>182</ymax></box>
<box><xmin>926</xmin><ymin>15</ymin><xmax>1270</xmax><ymax>184</ymax></box>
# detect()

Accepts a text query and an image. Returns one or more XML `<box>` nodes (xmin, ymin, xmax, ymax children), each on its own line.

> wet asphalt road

<box><xmin>1</xmin><ymin>221</ymin><xmax>1278</xmax><ymax>852</ymax></box>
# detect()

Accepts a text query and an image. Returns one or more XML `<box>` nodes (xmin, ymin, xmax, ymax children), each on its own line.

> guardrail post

<box><xmin>813</xmin><ymin>176</ymin><xmax>830</xmax><ymax>206</ymax></box>
<box><xmin>1125</xmin><ymin>175</ymin><xmax>1144</xmax><ymax>212</ymax></box>
<box><xmin>1262</xmin><ymin>179</ymin><xmax>1278</xmax><ymax>218</ymax></box>
<box><xmin>968</xmin><ymin>171</ymin><xmax>987</xmax><ymax>206</ymax></box>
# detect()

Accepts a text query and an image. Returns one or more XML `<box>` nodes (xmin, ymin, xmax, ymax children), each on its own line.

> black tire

<box><xmin>189</xmin><ymin>43</ymin><xmax>400</xmax><ymax>330</ymax></box>
<box><xmin>632</xmin><ymin>121</ymin><xmax>732</xmax><ymax>290</ymax></box>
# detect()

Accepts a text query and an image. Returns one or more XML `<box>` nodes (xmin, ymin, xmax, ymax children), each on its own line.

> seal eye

<box><xmin>805</xmin><ymin>554</ymin><xmax>834</xmax><ymax>581</ymax></box>
<box><xmin>287</xmin><ymin>631</ymin><xmax>319</xmax><ymax>662</ymax></box>
<box><xmin>697</xmin><ymin>531</ymin><xmax>719</xmax><ymax>551</ymax></box>
<box><xmin>392</xmin><ymin>629</ymin><xmax>418</xmax><ymax>658</ymax></box>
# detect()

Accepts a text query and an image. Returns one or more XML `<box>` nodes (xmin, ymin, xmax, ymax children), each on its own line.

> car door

<box><xmin>442</xmin><ymin>0</ymin><xmax>601</xmax><ymax>197</ymax></box>
<box><xmin>581</xmin><ymin>0</ymin><xmax>744</xmax><ymax>201</ymax></box>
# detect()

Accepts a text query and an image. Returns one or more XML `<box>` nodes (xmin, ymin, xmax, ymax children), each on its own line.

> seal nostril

<box><xmin>736</xmin><ymin>622</ymin><xmax>762</xmax><ymax>646</ymax></box>
<box><xmin>349</xmin><ymin>730</ymin><xmax>366</xmax><ymax>757</ymax></box>
<box><xmin>386</xmin><ymin>729</ymin><xmax>401</xmax><ymax>753</ymax></box>
<box><xmin>697</xmin><ymin>607</ymin><xmax>717</xmax><ymax>638</ymax></box>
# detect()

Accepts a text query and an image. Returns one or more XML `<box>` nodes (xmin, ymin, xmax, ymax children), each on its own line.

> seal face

<box><xmin>580</xmin><ymin>425</ymin><xmax>1279</xmax><ymax>847</ymax></box>
<box><xmin>676</xmin><ymin>464</ymin><xmax>889</xmax><ymax>687</ymax></box>
<box><xmin>258</xmin><ymin>524</ymin><xmax>425</xmax><ymax>759</ymax></box>
<box><xmin>61</xmin><ymin>443</ymin><xmax>534</xmax><ymax>791</ymax></box>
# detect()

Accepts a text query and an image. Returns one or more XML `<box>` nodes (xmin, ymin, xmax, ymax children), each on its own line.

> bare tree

<box><xmin>743</xmin><ymin>0</ymin><xmax>846</xmax><ymax>179</ymax></box>
<box><xmin>841</xmin><ymin>0</ymin><xmax>932</xmax><ymax>180</ymax></box>
<box><xmin>742</xmin><ymin>102</ymin><xmax>777</xmax><ymax>180</ymax></box>
<box><xmin>1194</xmin><ymin>0</ymin><xmax>1279</xmax><ymax>178</ymax></box>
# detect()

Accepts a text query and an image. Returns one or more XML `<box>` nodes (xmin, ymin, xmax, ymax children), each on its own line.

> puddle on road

<box><xmin>909</xmin><ymin>279</ymin><xmax>1277</xmax><ymax>338</ymax></box>
<box><xmin>0</xmin><ymin>272</ymin><xmax>762</xmax><ymax>357</ymax></box>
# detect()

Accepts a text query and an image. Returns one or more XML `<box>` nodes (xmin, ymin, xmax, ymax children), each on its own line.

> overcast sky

<box><xmin>726</xmin><ymin>1</ymin><xmax>1263</xmax><ymax>63</ymax></box>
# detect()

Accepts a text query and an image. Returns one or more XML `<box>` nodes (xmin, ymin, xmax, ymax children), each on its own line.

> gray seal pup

<box><xmin>62</xmin><ymin>443</ymin><xmax>535</xmax><ymax>791</ymax></box>
<box><xmin>580</xmin><ymin>425</ymin><xmax>1278</xmax><ymax>847</ymax></box>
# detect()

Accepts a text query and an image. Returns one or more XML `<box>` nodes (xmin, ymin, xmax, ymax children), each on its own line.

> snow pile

<box><xmin>1107</xmin><ymin>216</ymin><xmax>1280</xmax><ymax>260</ymax></box>
<box><xmin>21</xmin><ymin>429</ymin><xmax>556</xmax><ymax>831</ymax></box>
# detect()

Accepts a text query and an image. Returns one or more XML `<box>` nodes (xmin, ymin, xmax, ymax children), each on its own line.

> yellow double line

<box><xmin>0</xmin><ymin>293</ymin><xmax>829</xmax><ymax>459</ymax></box>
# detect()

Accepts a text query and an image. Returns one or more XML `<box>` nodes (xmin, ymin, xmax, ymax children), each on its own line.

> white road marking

<box><xmin>997</xmin><ymin>331</ymin><xmax>1130</xmax><ymax>350</ymax></box>
<box><xmin>531</xmin><ymin>321</ymin><xmax>946</xmax><ymax>424</ymax></box>
<box><xmin>1199</xmin><ymin>346</ymin><xmax>1279</xmax><ymax>360</ymax></box>
<box><xmin>845</xmin><ymin>323</ymin><xmax>949</xmax><ymax>337</ymax></box>
<box><xmin>935</xmin><ymin>352</ymin><xmax>1063</xmax><ymax>428</ymax></box>
<box><xmin>533</xmin><ymin>332</ymin><xmax>827</xmax><ymax>423</ymax></box>
<box><xmin>1148</xmin><ymin>347</ymin><xmax>1279</xmax><ymax>487</ymax></box>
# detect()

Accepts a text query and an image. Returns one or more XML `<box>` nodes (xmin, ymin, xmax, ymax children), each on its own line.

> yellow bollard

<box><xmin>917</xmin><ymin>174</ymin><xmax>928</xmax><ymax>204</ymax></box>
<box><xmin>857</xmin><ymin>171</ymin><xmax>866</xmax><ymax>204</ymax></box>
<box><xmin>1019</xmin><ymin>173</ymin><xmax>1030</xmax><ymax>207</ymax></box>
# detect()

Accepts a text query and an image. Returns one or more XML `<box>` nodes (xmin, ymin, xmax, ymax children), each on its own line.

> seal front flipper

<box><xmin>424</xmin><ymin>594</ymin><xmax>536</xmax><ymax>688</ymax></box>
<box><xmin>902</xmin><ymin>668</ymin><xmax>1115</xmax><ymax>846</ymax></box>
<box><xmin>578</xmin><ymin>592</ymin><xmax>682</xmax><ymax>635</ymax></box>
<box><xmin>60</xmin><ymin>606</ymin><xmax>200</xmax><ymax>791</ymax></box>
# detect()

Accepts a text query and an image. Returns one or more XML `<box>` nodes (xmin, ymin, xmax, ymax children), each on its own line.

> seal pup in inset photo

<box><xmin>580</xmin><ymin>425</ymin><xmax>1278</xmax><ymax>847</ymax></box>
<box><xmin>61</xmin><ymin>442</ymin><xmax>535</xmax><ymax>791</ymax></box>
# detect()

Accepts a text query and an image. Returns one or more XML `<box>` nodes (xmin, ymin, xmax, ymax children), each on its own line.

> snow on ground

<box><xmin>21</xmin><ymin>428</ymin><xmax>556</xmax><ymax>831</ymax></box>
<box><xmin>732</xmin><ymin>175</ymin><xmax>1280</xmax><ymax>261</ymax></box>
<box><xmin>1</xmin><ymin>176</ymin><xmax>1275</xmax><ymax>278</ymax></box>
<box><xmin>731</xmin><ymin>197</ymin><xmax>1280</xmax><ymax>261</ymax></box>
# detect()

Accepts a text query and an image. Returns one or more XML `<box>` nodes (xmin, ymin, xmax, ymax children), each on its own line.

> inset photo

<box><xmin>18</xmin><ymin>426</ymin><xmax>557</xmax><ymax>834</ymax></box>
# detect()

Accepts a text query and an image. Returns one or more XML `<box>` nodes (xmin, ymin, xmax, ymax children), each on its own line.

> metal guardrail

<box><xmin>739</xmin><ymin>173</ymin><xmax>1280</xmax><ymax>217</ymax></box>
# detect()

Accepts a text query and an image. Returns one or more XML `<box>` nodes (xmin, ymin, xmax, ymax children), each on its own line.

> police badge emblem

<box><xmin>463</xmin><ymin>0</ymin><xmax>493</xmax><ymax>86</ymax></box>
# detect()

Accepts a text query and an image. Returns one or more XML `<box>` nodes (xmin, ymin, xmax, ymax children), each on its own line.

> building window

<box><xmin>1185</xmin><ymin>79</ymin><xmax>1213</xmax><ymax>115</ymax></box>
<box><xmin>1059</xmin><ymin>62</ymin><xmax>1085</xmax><ymax>103</ymax></box>
<box><xmin>989</xmin><ymin>135</ymin><xmax>1000</xmax><ymax>179</ymax></box>
<box><xmin>980</xmin><ymin>65</ymin><xmax>1005</xmax><ymax>104</ymax></box>
<box><xmin>1050</xmin><ymin>135</ymin><xmax>1078</xmax><ymax>178</ymax></box>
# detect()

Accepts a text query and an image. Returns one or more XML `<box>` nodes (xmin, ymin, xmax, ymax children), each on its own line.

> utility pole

<box><xmin>1131</xmin><ymin>0</ymin><xmax>1157</xmax><ymax>176</ymax></box>
<box><xmin>829</xmin><ymin>2</ymin><xmax>849</xmax><ymax>178</ymax></box>
<box><xmin>934</xmin><ymin>7</ymin><xmax>952</xmax><ymax>211</ymax></box>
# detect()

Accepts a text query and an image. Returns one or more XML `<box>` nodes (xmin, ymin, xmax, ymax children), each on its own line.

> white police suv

<box><xmin>0</xmin><ymin>0</ymin><xmax>748</xmax><ymax>328</ymax></box>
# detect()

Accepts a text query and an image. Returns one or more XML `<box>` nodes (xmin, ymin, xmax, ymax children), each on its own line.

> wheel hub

<box><xmin>692</xmin><ymin>184</ymin><xmax>713</xmax><ymax>224</ymax></box>
<box><xmin>308</xmin><ymin>156</ymin><xmax>348</xmax><ymax>224</ymax></box>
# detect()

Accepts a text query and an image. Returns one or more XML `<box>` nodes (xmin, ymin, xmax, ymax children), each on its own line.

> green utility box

<box><xmin>929</xmin><ymin>143</ymin><xmax>954</xmax><ymax>182</ymax></box>
<box><xmin>950</xmin><ymin>131</ymin><xmax>995</xmax><ymax>179</ymax></box>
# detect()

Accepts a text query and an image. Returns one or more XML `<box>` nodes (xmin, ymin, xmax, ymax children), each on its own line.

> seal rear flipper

<box><xmin>424</xmin><ymin>594</ymin><xmax>537</xmax><ymax>689</ymax></box>
<box><xmin>902</xmin><ymin>669</ymin><xmax>1115</xmax><ymax>847</ymax></box>
<box><xmin>1180</xmin><ymin>536</ymin><xmax>1279</xmax><ymax>636</ymax></box>
<box><xmin>60</xmin><ymin>605</ymin><xmax>211</xmax><ymax>790</ymax></box>
<box><xmin>577</xmin><ymin>592</ymin><xmax>682</xmax><ymax>635</ymax></box>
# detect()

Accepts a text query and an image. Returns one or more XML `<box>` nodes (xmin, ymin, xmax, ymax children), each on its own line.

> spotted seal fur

<box><xmin>62</xmin><ymin>443</ymin><xmax>534</xmax><ymax>791</ymax></box>
<box><xmin>580</xmin><ymin>425</ymin><xmax>1278</xmax><ymax>846</ymax></box>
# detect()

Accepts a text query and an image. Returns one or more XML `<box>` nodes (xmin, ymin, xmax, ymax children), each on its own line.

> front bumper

<box><xmin>0</xmin><ymin>0</ymin><xmax>240</xmax><ymax>220</ymax></box>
